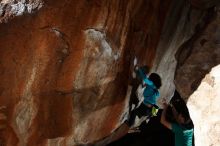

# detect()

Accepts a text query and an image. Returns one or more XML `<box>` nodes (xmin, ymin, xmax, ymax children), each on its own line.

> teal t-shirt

<box><xmin>136</xmin><ymin>68</ymin><xmax>160</xmax><ymax>105</ymax></box>
<box><xmin>171</xmin><ymin>123</ymin><xmax>193</xmax><ymax>146</ymax></box>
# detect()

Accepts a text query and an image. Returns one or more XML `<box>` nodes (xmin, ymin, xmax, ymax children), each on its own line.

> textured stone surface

<box><xmin>0</xmin><ymin>0</ymin><xmax>43</xmax><ymax>23</ymax></box>
<box><xmin>151</xmin><ymin>0</ymin><xmax>208</xmax><ymax>105</ymax></box>
<box><xmin>175</xmin><ymin>5</ymin><xmax>220</xmax><ymax>100</ymax></box>
<box><xmin>0</xmin><ymin>0</ymin><xmax>171</xmax><ymax>145</ymax></box>
<box><xmin>190</xmin><ymin>0</ymin><xmax>220</xmax><ymax>9</ymax></box>
<box><xmin>188</xmin><ymin>65</ymin><xmax>220</xmax><ymax>146</ymax></box>
<box><xmin>0</xmin><ymin>0</ymin><xmax>220</xmax><ymax>145</ymax></box>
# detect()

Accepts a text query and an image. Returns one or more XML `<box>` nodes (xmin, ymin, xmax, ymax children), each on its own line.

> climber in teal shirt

<box><xmin>126</xmin><ymin>66</ymin><xmax>162</xmax><ymax>127</ymax></box>
<box><xmin>136</xmin><ymin>68</ymin><xmax>160</xmax><ymax>106</ymax></box>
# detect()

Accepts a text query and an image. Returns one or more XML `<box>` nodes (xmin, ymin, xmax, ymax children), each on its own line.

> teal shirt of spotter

<box><xmin>171</xmin><ymin>123</ymin><xmax>194</xmax><ymax>146</ymax></box>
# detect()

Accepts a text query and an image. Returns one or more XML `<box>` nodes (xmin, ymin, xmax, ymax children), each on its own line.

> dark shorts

<box><xmin>127</xmin><ymin>102</ymin><xmax>152</xmax><ymax>126</ymax></box>
<box><xmin>135</xmin><ymin>103</ymin><xmax>152</xmax><ymax>117</ymax></box>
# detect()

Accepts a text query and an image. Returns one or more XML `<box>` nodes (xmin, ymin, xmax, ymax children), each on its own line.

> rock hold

<box><xmin>0</xmin><ymin>0</ymin><xmax>43</xmax><ymax>22</ymax></box>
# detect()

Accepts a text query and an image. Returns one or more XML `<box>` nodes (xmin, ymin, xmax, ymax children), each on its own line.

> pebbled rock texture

<box><xmin>0</xmin><ymin>0</ymin><xmax>43</xmax><ymax>23</ymax></box>
<box><xmin>188</xmin><ymin>65</ymin><xmax>220</xmax><ymax>146</ymax></box>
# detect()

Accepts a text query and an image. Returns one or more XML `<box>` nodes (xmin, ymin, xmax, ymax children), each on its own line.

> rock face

<box><xmin>151</xmin><ymin>0</ymin><xmax>209</xmax><ymax>103</ymax></box>
<box><xmin>0</xmin><ymin>0</ymin><xmax>171</xmax><ymax>145</ymax></box>
<box><xmin>151</xmin><ymin>0</ymin><xmax>220</xmax><ymax>102</ymax></box>
<box><xmin>175</xmin><ymin>5</ymin><xmax>220</xmax><ymax>99</ymax></box>
<box><xmin>188</xmin><ymin>65</ymin><xmax>220</xmax><ymax>146</ymax></box>
<box><xmin>175</xmin><ymin>4</ymin><xmax>220</xmax><ymax>146</ymax></box>
<box><xmin>190</xmin><ymin>0</ymin><xmax>219</xmax><ymax>9</ymax></box>
<box><xmin>0</xmin><ymin>0</ymin><xmax>220</xmax><ymax>146</ymax></box>
<box><xmin>0</xmin><ymin>0</ymin><xmax>43</xmax><ymax>23</ymax></box>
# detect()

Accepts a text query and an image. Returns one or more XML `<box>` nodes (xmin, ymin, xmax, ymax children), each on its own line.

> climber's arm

<box><xmin>136</xmin><ymin>68</ymin><xmax>153</xmax><ymax>86</ymax></box>
<box><xmin>160</xmin><ymin>103</ymin><xmax>172</xmax><ymax>130</ymax></box>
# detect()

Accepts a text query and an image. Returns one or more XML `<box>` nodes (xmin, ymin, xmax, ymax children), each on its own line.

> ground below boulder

<box><xmin>108</xmin><ymin>111</ymin><xmax>174</xmax><ymax>146</ymax></box>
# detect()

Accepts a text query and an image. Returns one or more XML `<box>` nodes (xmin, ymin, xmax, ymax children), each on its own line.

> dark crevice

<box><xmin>175</xmin><ymin>7</ymin><xmax>215</xmax><ymax>70</ymax></box>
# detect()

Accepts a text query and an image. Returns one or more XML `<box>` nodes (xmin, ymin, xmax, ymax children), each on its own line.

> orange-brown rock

<box><xmin>1</xmin><ymin>0</ymin><xmax>220</xmax><ymax>145</ymax></box>
<box><xmin>0</xmin><ymin>0</ymin><xmax>172</xmax><ymax>145</ymax></box>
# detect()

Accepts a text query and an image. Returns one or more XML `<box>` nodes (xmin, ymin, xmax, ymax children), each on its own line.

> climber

<box><xmin>129</xmin><ymin>65</ymin><xmax>150</xmax><ymax>110</ymax></box>
<box><xmin>160</xmin><ymin>90</ymin><xmax>194</xmax><ymax>146</ymax></box>
<box><xmin>126</xmin><ymin>65</ymin><xmax>162</xmax><ymax>128</ymax></box>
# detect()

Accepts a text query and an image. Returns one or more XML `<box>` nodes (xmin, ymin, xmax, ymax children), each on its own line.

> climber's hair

<box><xmin>176</xmin><ymin>100</ymin><xmax>191</xmax><ymax>123</ymax></box>
<box><xmin>149</xmin><ymin>73</ymin><xmax>162</xmax><ymax>89</ymax></box>
<box><xmin>172</xmin><ymin>92</ymin><xmax>193</xmax><ymax>127</ymax></box>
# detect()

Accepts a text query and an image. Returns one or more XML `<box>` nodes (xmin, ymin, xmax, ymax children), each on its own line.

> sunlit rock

<box><xmin>188</xmin><ymin>65</ymin><xmax>220</xmax><ymax>146</ymax></box>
